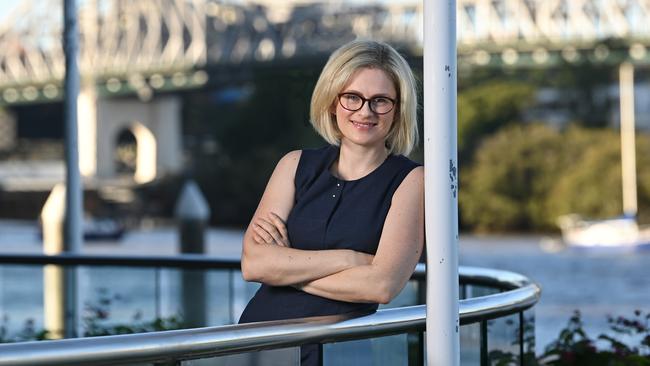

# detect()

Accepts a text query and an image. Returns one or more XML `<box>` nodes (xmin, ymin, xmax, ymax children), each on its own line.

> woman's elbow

<box><xmin>375</xmin><ymin>292</ymin><xmax>392</xmax><ymax>305</ymax></box>
<box><xmin>373</xmin><ymin>280</ymin><xmax>400</xmax><ymax>305</ymax></box>
<box><xmin>241</xmin><ymin>243</ymin><xmax>263</xmax><ymax>282</ymax></box>
<box><xmin>241</xmin><ymin>246</ymin><xmax>282</xmax><ymax>284</ymax></box>
<box><xmin>241</xmin><ymin>254</ymin><xmax>259</xmax><ymax>282</ymax></box>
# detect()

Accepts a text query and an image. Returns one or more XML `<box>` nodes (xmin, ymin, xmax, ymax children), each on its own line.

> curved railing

<box><xmin>0</xmin><ymin>254</ymin><xmax>541</xmax><ymax>365</ymax></box>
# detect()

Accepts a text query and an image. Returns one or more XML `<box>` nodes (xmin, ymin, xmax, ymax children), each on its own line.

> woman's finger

<box><xmin>252</xmin><ymin>223</ymin><xmax>274</xmax><ymax>244</ymax></box>
<box><xmin>267</xmin><ymin>213</ymin><xmax>290</xmax><ymax>247</ymax></box>
<box><xmin>268</xmin><ymin>212</ymin><xmax>289</xmax><ymax>242</ymax></box>
<box><xmin>256</xmin><ymin>217</ymin><xmax>285</xmax><ymax>245</ymax></box>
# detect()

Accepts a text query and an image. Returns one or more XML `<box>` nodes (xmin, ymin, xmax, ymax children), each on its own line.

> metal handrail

<box><xmin>0</xmin><ymin>253</ymin><xmax>528</xmax><ymax>290</ymax></box>
<box><xmin>0</xmin><ymin>287</ymin><xmax>540</xmax><ymax>366</ymax></box>
<box><xmin>0</xmin><ymin>257</ymin><xmax>541</xmax><ymax>366</ymax></box>
<box><xmin>0</xmin><ymin>253</ymin><xmax>241</xmax><ymax>269</ymax></box>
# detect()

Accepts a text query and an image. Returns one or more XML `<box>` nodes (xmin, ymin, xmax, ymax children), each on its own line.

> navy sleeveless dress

<box><xmin>239</xmin><ymin>145</ymin><xmax>420</xmax><ymax>365</ymax></box>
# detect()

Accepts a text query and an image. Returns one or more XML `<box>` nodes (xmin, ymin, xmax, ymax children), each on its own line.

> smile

<box><xmin>351</xmin><ymin>121</ymin><xmax>377</xmax><ymax>129</ymax></box>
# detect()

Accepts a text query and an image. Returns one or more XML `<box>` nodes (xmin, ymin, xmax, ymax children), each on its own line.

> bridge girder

<box><xmin>0</xmin><ymin>0</ymin><xmax>423</xmax><ymax>105</ymax></box>
<box><xmin>1</xmin><ymin>0</ymin><xmax>650</xmax><ymax>106</ymax></box>
<box><xmin>458</xmin><ymin>0</ymin><xmax>650</xmax><ymax>45</ymax></box>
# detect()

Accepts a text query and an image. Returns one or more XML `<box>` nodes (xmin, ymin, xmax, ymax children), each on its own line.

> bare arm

<box><xmin>241</xmin><ymin>150</ymin><xmax>372</xmax><ymax>286</ymax></box>
<box><xmin>296</xmin><ymin>167</ymin><xmax>425</xmax><ymax>304</ymax></box>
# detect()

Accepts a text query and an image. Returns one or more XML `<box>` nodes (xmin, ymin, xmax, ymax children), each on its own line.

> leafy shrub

<box><xmin>458</xmin><ymin>81</ymin><xmax>536</xmax><ymax>163</ymax></box>
<box><xmin>0</xmin><ymin>289</ymin><xmax>183</xmax><ymax>343</ymax></box>
<box><xmin>460</xmin><ymin>124</ymin><xmax>650</xmax><ymax>232</ymax></box>
<box><xmin>82</xmin><ymin>288</ymin><xmax>183</xmax><ymax>337</ymax></box>
<box><xmin>460</xmin><ymin>123</ymin><xmax>566</xmax><ymax>231</ymax></box>
<box><xmin>0</xmin><ymin>316</ymin><xmax>49</xmax><ymax>343</ymax></box>
<box><xmin>545</xmin><ymin>128</ymin><xmax>623</xmax><ymax>221</ymax></box>
<box><xmin>538</xmin><ymin>310</ymin><xmax>650</xmax><ymax>366</ymax></box>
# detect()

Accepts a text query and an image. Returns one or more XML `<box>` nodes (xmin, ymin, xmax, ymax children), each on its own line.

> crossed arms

<box><xmin>241</xmin><ymin>150</ymin><xmax>424</xmax><ymax>304</ymax></box>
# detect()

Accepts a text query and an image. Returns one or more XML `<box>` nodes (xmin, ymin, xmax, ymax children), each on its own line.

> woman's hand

<box><xmin>252</xmin><ymin>212</ymin><xmax>374</xmax><ymax>266</ymax></box>
<box><xmin>252</xmin><ymin>212</ymin><xmax>291</xmax><ymax>247</ymax></box>
<box><xmin>292</xmin><ymin>167</ymin><xmax>425</xmax><ymax>304</ymax></box>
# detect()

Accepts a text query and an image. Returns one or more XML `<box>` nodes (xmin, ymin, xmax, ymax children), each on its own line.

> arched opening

<box><xmin>114</xmin><ymin>128</ymin><xmax>137</xmax><ymax>176</ymax></box>
<box><xmin>113</xmin><ymin>122</ymin><xmax>157</xmax><ymax>183</ymax></box>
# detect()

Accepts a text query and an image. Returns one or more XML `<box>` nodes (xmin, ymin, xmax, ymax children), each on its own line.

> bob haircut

<box><xmin>310</xmin><ymin>40</ymin><xmax>418</xmax><ymax>156</ymax></box>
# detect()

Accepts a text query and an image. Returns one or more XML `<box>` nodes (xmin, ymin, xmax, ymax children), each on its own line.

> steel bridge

<box><xmin>1</xmin><ymin>0</ymin><xmax>649</xmax><ymax>105</ymax></box>
<box><xmin>0</xmin><ymin>0</ymin><xmax>649</xmax><ymax>186</ymax></box>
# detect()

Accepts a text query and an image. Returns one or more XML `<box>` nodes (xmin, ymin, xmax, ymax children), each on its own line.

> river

<box><xmin>0</xmin><ymin>221</ymin><xmax>648</xmax><ymax>354</ymax></box>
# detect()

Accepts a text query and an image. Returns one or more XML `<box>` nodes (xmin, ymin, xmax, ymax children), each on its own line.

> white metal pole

<box><xmin>619</xmin><ymin>62</ymin><xmax>637</xmax><ymax>218</ymax></box>
<box><xmin>64</xmin><ymin>0</ymin><xmax>82</xmax><ymax>253</ymax></box>
<box><xmin>63</xmin><ymin>0</ymin><xmax>82</xmax><ymax>339</ymax></box>
<box><xmin>424</xmin><ymin>0</ymin><xmax>460</xmax><ymax>365</ymax></box>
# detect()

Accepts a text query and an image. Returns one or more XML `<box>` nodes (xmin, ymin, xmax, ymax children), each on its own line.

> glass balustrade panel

<box><xmin>323</xmin><ymin>333</ymin><xmax>408</xmax><ymax>366</ymax></box>
<box><xmin>180</xmin><ymin>347</ymin><xmax>300</xmax><ymax>366</ymax></box>
<box><xmin>486</xmin><ymin>312</ymin><xmax>521</xmax><ymax>365</ymax></box>
<box><xmin>460</xmin><ymin>322</ymin><xmax>481</xmax><ymax>366</ymax></box>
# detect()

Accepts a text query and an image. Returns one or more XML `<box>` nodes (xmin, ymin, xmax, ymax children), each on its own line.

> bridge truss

<box><xmin>0</xmin><ymin>0</ymin><xmax>649</xmax><ymax>105</ymax></box>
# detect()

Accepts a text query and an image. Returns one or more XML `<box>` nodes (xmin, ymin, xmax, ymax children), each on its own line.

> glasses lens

<box><xmin>370</xmin><ymin>97</ymin><xmax>394</xmax><ymax>114</ymax></box>
<box><xmin>340</xmin><ymin>93</ymin><xmax>363</xmax><ymax>111</ymax></box>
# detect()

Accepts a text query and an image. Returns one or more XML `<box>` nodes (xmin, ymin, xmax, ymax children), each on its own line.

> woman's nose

<box><xmin>357</xmin><ymin>101</ymin><xmax>374</xmax><ymax>116</ymax></box>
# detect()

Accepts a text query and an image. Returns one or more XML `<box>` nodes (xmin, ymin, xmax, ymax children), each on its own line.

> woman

<box><xmin>239</xmin><ymin>40</ymin><xmax>424</xmax><ymax>365</ymax></box>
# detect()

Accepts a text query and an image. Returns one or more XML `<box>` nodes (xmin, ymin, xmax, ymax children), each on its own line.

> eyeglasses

<box><xmin>337</xmin><ymin>93</ymin><xmax>396</xmax><ymax>115</ymax></box>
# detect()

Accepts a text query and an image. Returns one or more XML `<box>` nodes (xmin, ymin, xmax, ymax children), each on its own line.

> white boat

<box><xmin>558</xmin><ymin>63</ymin><xmax>649</xmax><ymax>251</ymax></box>
<box><xmin>557</xmin><ymin>214</ymin><xmax>650</xmax><ymax>251</ymax></box>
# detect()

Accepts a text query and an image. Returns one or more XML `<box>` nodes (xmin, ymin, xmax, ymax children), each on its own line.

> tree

<box><xmin>458</xmin><ymin>81</ymin><xmax>535</xmax><ymax>163</ymax></box>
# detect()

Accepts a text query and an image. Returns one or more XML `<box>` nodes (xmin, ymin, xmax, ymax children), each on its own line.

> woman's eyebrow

<box><xmin>340</xmin><ymin>89</ymin><xmax>395</xmax><ymax>98</ymax></box>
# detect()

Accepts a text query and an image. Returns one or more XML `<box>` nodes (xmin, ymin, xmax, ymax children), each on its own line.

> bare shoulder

<box><xmin>276</xmin><ymin>150</ymin><xmax>302</xmax><ymax>172</ymax></box>
<box><xmin>404</xmin><ymin>166</ymin><xmax>424</xmax><ymax>183</ymax></box>
<box><xmin>395</xmin><ymin>166</ymin><xmax>424</xmax><ymax>194</ymax></box>
<box><xmin>390</xmin><ymin>166</ymin><xmax>424</xmax><ymax>207</ymax></box>
<box><xmin>255</xmin><ymin>150</ymin><xmax>302</xmax><ymax>220</ymax></box>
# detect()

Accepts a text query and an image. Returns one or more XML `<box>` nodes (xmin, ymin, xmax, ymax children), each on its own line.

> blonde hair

<box><xmin>310</xmin><ymin>40</ymin><xmax>419</xmax><ymax>156</ymax></box>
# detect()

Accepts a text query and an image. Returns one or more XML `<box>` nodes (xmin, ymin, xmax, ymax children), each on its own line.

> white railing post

<box><xmin>424</xmin><ymin>0</ymin><xmax>460</xmax><ymax>365</ymax></box>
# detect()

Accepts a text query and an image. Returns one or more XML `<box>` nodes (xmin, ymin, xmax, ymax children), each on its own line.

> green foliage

<box><xmin>0</xmin><ymin>289</ymin><xmax>183</xmax><ymax>343</ymax></box>
<box><xmin>183</xmin><ymin>65</ymin><xmax>323</xmax><ymax>226</ymax></box>
<box><xmin>550</xmin><ymin>60</ymin><xmax>615</xmax><ymax>128</ymax></box>
<box><xmin>545</xmin><ymin>127</ymin><xmax>623</xmax><ymax>221</ymax></box>
<box><xmin>458</xmin><ymin>81</ymin><xmax>535</xmax><ymax>162</ymax></box>
<box><xmin>538</xmin><ymin>310</ymin><xmax>650</xmax><ymax>366</ymax></box>
<box><xmin>485</xmin><ymin>310</ymin><xmax>650</xmax><ymax>366</ymax></box>
<box><xmin>460</xmin><ymin>123</ymin><xmax>566</xmax><ymax>231</ymax></box>
<box><xmin>460</xmin><ymin>124</ymin><xmax>650</xmax><ymax>232</ymax></box>
<box><xmin>82</xmin><ymin>288</ymin><xmax>183</xmax><ymax>337</ymax></box>
<box><xmin>0</xmin><ymin>316</ymin><xmax>49</xmax><ymax>343</ymax></box>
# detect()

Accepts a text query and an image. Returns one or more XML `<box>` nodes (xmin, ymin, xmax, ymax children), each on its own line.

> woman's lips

<box><xmin>351</xmin><ymin>120</ymin><xmax>377</xmax><ymax>130</ymax></box>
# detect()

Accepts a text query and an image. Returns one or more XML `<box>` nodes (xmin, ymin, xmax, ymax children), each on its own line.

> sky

<box><xmin>0</xmin><ymin>1</ymin><xmax>15</xmax><ymax>22</ymax></box>
<box><xmin>0</xmin><ymin>0</ymin><xmax>412</xmax><ymax>23</ymax></box>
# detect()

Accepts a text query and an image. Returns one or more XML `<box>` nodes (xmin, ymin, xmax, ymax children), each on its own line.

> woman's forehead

<box><xmin>341</xmin><ymin>67</ymin><xmax>397</xmax><ymax>96</ymax></box>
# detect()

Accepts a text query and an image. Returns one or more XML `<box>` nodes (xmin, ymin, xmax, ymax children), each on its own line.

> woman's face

<box><xmin>334</xmin><ymin>67</ymin><xmax>397</xmax><ymax>150</ymax></box>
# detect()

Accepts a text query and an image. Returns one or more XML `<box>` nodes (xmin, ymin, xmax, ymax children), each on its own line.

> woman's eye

<box><xmin>344</xmin><ymin>94</ymin><xmax>361</xmax><ymax>102</ymax></box>
<box><xmin>373</xmin><ymin>97</ymin><xmax>390</xmax><ymax>105</ymax></box>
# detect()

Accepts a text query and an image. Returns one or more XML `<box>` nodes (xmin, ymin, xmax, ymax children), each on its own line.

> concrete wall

<box><xmin>78</xmin><ymin>91</ymin><xmax>183</xmax><ymax>183</ymax></box>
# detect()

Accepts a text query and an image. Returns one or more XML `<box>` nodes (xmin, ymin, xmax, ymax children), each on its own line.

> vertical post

<box><xmin>619</xmin><ymin>62</ymin><xmax>637</xmax><ymax>218</ymax></box>
<box><xmin>519</xmin><ymin>312</ymin><xmax>525</xmax><ymax>366</ymax></box>
<box><xmin>42</xmin><ymin>0</ymin><xmax>83</xmax><ymax>340</ymax></box>
<box><xmin>175</xmin><ymin>180</ymin><xmax>211</xmax><ymax>328</ymax></box>
<box><xmin>424</xmin><ymin>0</ymin><xmax>460</xmax><ymax>365</ymax></box>
<box><xmin>64</xmin><ymin>0</ymin><xmax>83</xmax><ymax>252</ymax></box>
<box><xmin>42</xmin><ymin>184</ymin><xmax>67</xmax><ymax>339</ymax></box>
<box><xmin>228</xmin><ymin>270</ymin><xmax>235</xmax><ymax>323</ymax></box>
<box><xmin>480</xmin><ymin>320</ymin><xmax>488</xmax><ymax>366</ymax></box>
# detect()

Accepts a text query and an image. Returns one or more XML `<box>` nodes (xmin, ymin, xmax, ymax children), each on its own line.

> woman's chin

<box><xmin>341</xmin><ymin>136</ymin><xmax>386</xmax><ymax>150</ymax></box>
